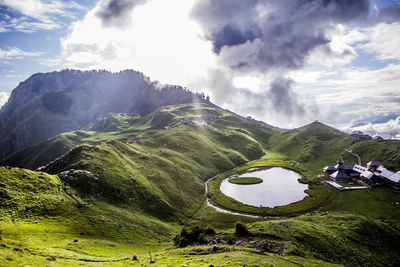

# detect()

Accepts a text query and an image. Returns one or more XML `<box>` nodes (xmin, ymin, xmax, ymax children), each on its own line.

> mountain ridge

<box><xmin>1</xmin><ymin>71</ymin><xmax>400</xmax><ymax>266</ymax></box>
<box><xmin>0</xmin><ymin>69</ymin><xmax>201</xmax><ymax>160</ymax></box>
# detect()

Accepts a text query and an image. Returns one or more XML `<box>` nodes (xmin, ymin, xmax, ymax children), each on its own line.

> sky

<box><xmin>1</xmin><ymin>0</ymin><xmax>400</xmax><ymax>138</ymax></box>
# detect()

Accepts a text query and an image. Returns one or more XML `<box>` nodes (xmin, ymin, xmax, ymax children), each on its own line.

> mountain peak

<box><xmin>0</xmin><ymin>69</ymin><xmax>201</xmax><ymax>160</ymax></box>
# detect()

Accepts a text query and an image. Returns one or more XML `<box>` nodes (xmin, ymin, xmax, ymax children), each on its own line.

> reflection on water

<box><xmin>220</xmin><ymin>167</ymin><xmax>308</xmax><ymax>208</ymax></box>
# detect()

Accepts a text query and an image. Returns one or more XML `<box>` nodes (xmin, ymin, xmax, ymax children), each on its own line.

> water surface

<box><xmin>220</xmin><ymin>167</ymin><xmax>308</xmax><ymax>208</ymax></box>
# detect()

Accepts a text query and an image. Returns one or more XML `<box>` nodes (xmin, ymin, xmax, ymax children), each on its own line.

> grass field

<box><xmin>1</xmin><ymin>211</ymin><xmax>399</xmax><ymax>266</ymax></box>
<box><xmin>1</xmin><ymin>103</ymin><xmax>400</xmax><ymax>266</ymax></box>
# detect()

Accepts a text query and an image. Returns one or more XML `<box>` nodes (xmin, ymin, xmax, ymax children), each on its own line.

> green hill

<box><xmin>0</xmin><ymin>167</ymin><xmax>76</xmax><ymax>219</ymax></box>
<box><xmin>269</xmin><ymin>121</ymin><xmax>353</xmax><ymax>164</ymax></box>
<box><xmin>351</xmin><ymin>139</ymin><xmax>400</xmax><ymax>170</ymax></box>
<box><xmin>2</xmin><ymin>102</ymin><xmax>276</xmax><ymax>225</ymax></box>
<box><xmin>2</xmin><ymin>165</ymin><xmax>400</xmax><ymax>266</ymax></box>
<box><xmin>2</xmin><ymin>103</ymin><xmax>276</xmax><ymax>170</ymax></box>
<box><xmin>1</xmin><ymin>103</ymin><xmax>400</xmax><ymax>266</ymax></box>
<box><xmin>0</xmin><ymin>70</ymin><xmax>199</xmax><ymax>160</ymax></box>
<box><xmin>31</xmin><ymin>103</ymin><xmax>275</xmax><ymax>219</ymax></box>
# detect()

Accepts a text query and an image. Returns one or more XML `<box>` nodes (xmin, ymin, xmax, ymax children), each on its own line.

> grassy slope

<box><xmin>0</xmin><ymin>167</ymin><xmax>76</xmax><ymax>219</ymax></box>
<box><xmin>1</xmin><ymin>170</ymin><xmax>399</xmax><ymax>267</ymax></box>
<box><xmin>0</xmin><ymin>166</ymin><xmax>177</xmax><ymax>239</ymax></box>
<box><xmin>0</xmin><ymin>132</ymin><xmax>83</xmax><ymax>169</ymax></box>
<box><xmin>2</xmin><ymin>103</ymin><xmax>274</xmax><ymax>170</ymax></box>
<box><xmin>2</xmin><ymin>103</ymin><xmax>400</xmax><ymax>266</ymax></box>
<box><xmin>0</xmin><ymin>103</ymin><xmax>277</xmax><ymax>261</ymax></box>
<box><xmin>0</xmin><ymin>113</ymin><xmax>150</xmax><ymax>169</ymax></box>
<box><xmin>0</xmin><ymin>167</ymin><xmax>176</xmax><ymax>265</ymax></box>
<box><xmin>248</xmin><ymin>212</ymin><xmax>400</xmax><ymax>266</ymax></box>
<box><xmin>268</xmin><ymin>121</ymin><xmax>358</xmax><ymax>177</ymax></box>
<box><xmin>351</xmin><ymin>139</ymin><xmax>400</xmax><ymax>169</ymax></box>
<box><xmin>33</xmin><ymin>103</ymin><xmax>274</xmax><ymax>221</ymax></box>
<box><xmin>2</xmin><ymin>168</ymin><xmax>398</xmax><ymax>266</ymax></box>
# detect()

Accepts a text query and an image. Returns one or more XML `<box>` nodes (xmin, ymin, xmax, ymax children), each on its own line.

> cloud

<box><xmin>357</xmin><ymin>22</ymin><xmax>400</xmax><ymax>61</ymax></box>
<box><xmin>96</xmin><ymin>0</ymin><xmax>149</xmax><ymax>28</ymax></box>
<box><xmin>376</xmin><ymin>3</ymin><xmax>400</xmax><ymax>22</ymax></box>
<box><xmin>187</xmin><ymin>0</ymin><xmax>373</xmax><ymax>126</ymax></box>
<box><xmin>194</xmin><ymin>69</ymin><xmax>314</xmax><ymax>128</ymax></box>
<box><xmin>191</xmin><ymin>0</ymin><xmax>370</xmax><ymax>74</ymax></box>
<box><xmin>289</xmin><ymin>62</ymin><xmax>400</xmax><ymax>132</ymax></box>
<box><xmin>0</xmin><ymin>47</ymin><xmax>43</xmax><ymax>59</ymax></box>
<box><xmin>0</xmin><ymin>91</ymin><xmax>9</xmax><ymax>108</ymax></box>
<box><xmin>52</xmin><ymin>0</ymin><xmax>400</xmax><ymax>130</ymax></box>
<box><xmin>268</xmin><ymin>77</ymin><xmax>304</xmax><ymax>117</ymax></box>
<box><xmin>0</xmin><ymin>0</ymin><xmax>82</xmax><ymax>20</ymax></box>
<box><xmin>55</xmin><ymin>0</ymin><xmax>215</xmax><ymax>86</ymax></box>
<box><xmin>0</xmin><ymin>0</ymin><xmax>84</xmax><ymax>32</ymax></box>
<box><xmin>348</xmin><ymin>116</ymin><xmax>400</xmax><ymax>139</ymax></box>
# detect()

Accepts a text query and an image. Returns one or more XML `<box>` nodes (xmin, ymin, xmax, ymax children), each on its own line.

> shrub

<box><xmin>235</xmin><ymin>222</ymin><xmax>249</xmax><ymax>236</ymax></box>
<box><xmin>173</xmin><ymin>224</ymin><xmax>216</xmax><ymax>247</ymax></box>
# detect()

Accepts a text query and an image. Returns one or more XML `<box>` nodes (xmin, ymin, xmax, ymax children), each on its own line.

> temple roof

<box><xmin>324</xmin><ymin>165</ymin><xmax>336</xmax><ymax>171</ymax></box>
<box><xmin>335</xmin><ymin>164</ymin><xmax>354</xmax><ymax>170</ymax></box>
<box><xmin>367</xmin><ymin>161</ymin><xmax>382</xmax><ymax>168</ymax></box>
<box><xmin>330</xmin><ymin>170</ymin><xmax>350</xmax><ymax>179</ymax></box>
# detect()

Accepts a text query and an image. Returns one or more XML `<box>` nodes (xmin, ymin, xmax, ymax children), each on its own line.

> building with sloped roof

<box><xmin>375</xmin><ymin>165</ymin><xmax>400</xmax><ymax>188</ymax></box>
<box><xmin>367</xmin><ymin>160</ymin><xmax>382</xmax><ymax>171</ymax></box>
<box><xmin>349</xmin><ymin>130</ymin><xmax>373</xmax><ymax>140</ymax></box>
<box><xmin>323</xmin><ymin>157</ymin><xmax>400</xmax><ymax>188</ymax></box>
<box><xmin>323</xmin><ymin>156</ymin><xmax>356</xmax><ymax>182</ymax></box>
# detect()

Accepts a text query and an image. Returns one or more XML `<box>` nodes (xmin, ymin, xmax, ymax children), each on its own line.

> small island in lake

<box><xmin>228</xmin><ymin>177</ymin><xmax>263</xmax><ymax>185</ymax></box>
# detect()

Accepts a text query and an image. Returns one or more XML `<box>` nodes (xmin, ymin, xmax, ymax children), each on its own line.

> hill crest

<box><xmin>0</xmin><ymin>69</ymin><xmax>201</xmax><ymax>160</ymax></box>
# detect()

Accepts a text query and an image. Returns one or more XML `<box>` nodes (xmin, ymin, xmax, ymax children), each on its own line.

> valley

<box><xmin>0</xmin><ymin>0</ymin><xmax>399</xmax><ymax>263</ymax></box>
<box><xmin>0</xmin><ymin>71</ymin><xmax>400</xmax><ymax>266</ymax></box>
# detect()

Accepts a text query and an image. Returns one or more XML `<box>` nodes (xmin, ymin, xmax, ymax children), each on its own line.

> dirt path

<box><xmin>345</xmin><ymin>148</ymin><xmax>362</xmax><ymax>165</ymax></box>
<box><xmin>204</xmin><ymin>173</ymin><xmax>260</xmax><ymax>218</ymax></box>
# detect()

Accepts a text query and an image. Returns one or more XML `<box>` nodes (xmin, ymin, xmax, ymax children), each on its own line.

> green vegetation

<box><xmin>337</xmin><ymin>182</ymin><xmax>360</xmax><ymax>187</ymax></box>
<box><xmin>235</xmin><ymin>222</ymin><xmax>249</xmax><ymax>236</ymax></box>
<box><xmin>351</xmin><ymin>139</ymin><xmax>400</xmax><ymax>169</ymax></box>
<box><xmin>228</xmin><ymin>176</ymin><xmax>263</xmax><ymax>184</ymax></box>
<box><xmin>248</xmin><ymin>212</ymin><xmax>400</xmax><ymax>266</ymax></box>
<box><xmin>1</xmin><ymin>103</ymin><xmax>400</xmax><ymax>265</ymax></box>
<box><xmin>322</xmin><ymin>187</ymin><xmax>400</xmax><ymax>219</ymax></box>
<box><xmin>0</xmin><ymin>167</ymin><xmax>76</xmax><ymax>219</ymax></box>
<box><xmin>173</xmin><ymin>224</ymin><xmax>216</xmax><ymax>247</ymax></box>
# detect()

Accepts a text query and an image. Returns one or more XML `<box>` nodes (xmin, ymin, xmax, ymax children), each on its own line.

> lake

<box><xmin>220</xmin><ymin>167</ymin><xmax>308</xmax><ymax>208</ymax></box>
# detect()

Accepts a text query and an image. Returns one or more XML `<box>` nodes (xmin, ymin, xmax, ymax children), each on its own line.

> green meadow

<box><xmin>1</xmin><ymin>103</ymin><xmax>400</xmax><ymax>266</ymax></box>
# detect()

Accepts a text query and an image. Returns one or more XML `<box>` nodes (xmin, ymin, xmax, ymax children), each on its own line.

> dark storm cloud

<box><xmin>96</xmin><ymin>0</ymin><xmax>148</xmax><ymax>27</ymax></box>
<box><xmin>378</xmin><ymin>4</ymin><xmax>400</xmax><ymax>22</ymax></box>
<box><xmin>317</xmin><ymin>0</ymin><xmax>370</xmax><ymax>22</ymax></box>
<box><xmin>233</xmin><ymin>77</ymin><xmax>306</xmax><ymax>118</ymax></box>
<box><xmin>203</xmin><ymin>69</ymin><xmax>308</xmax><ymax>123</ymax></box>
<box><xmin>191</xmin><ymin>0</ymin><xmax>370</xmax><ymax>123</ymax></box>
<box><xmin>211</xmin><ymin>25</ymin><xmax>261</xmax><ymax>53</ymax></box>
<box><xmin>269</xmin><ymin>77</ymin><xmax>304</xmax><ymax>116</ymax></box>
<box><xmin>191</xmin><ymin>0</ymin><xmax>370</xmax><ymax>72</ymax></box>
